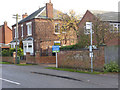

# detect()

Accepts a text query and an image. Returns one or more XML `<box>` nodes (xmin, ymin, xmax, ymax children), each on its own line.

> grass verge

<box><xmin>0</xmin><ymin>62</ymin><xmax>35</xmax><ymax>66</ymax></box>
<box><xmin>16</xmin><ymin>64</ymin><xmax>34</xmax><ymax>66</ymax></box>
<box><xmin>46</xmin><ymin>67</ymin><xmax>106</xmax><ymax>74</ymax></box>
<box><xmin>0</xmin><ymin>62</ymin><xmax>11</xmax><ymax>64</ymax></box>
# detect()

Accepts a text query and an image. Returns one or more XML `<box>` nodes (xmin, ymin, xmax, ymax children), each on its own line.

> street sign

<box><xmin>54</xmin><ymin>41</ymin><xmax>61</xmax><ymax>46</ymax></box>
<box><xmin>89</xmin><ymin>52</ymin><xmax>93</xmax><ymax>58</ymax></box>
<box><xmin>52</xmin><ymin>45</ymin><xmax>60</xmax><ymax>68</ymax></box>
<box><xmin>89</xmin><ymin>45</ymin><xmax>92</xmax><ymax>52</ymax></box>
<box><xmin>86</xmin><ymin>22</ymin><xmax>92</xmax><ymax>29</ymax></box>
<box><xmin>86</xmin><ymin>22</ymin><xmax>93</xmax><ymax>72</ymax></box>
<box><xmin>52</xmin><ymin>46</ymin><xmax>60</xmax><ymax>53</ymax></box>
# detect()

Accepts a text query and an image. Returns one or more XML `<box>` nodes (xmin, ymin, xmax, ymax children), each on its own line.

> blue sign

<box><xmin>52</xmin><ymin>46</ymin><xmax>60</xmax><ymax>53</ymax></box>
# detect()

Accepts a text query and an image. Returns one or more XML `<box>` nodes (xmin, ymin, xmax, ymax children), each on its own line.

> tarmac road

<box><xmin>1</xmin><ymin>64</ymin><xmax>119</xmax><ymax>88</ymax></box>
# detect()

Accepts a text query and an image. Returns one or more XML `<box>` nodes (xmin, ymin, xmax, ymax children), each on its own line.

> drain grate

<box><xmin>31</xmin><ymin>72</ymin><xmax>82</xmax><ymax>82</ymax></box>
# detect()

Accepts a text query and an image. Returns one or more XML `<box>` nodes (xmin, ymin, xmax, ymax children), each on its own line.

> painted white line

<box><xmin>0</xmin><ymin>78</ymin><xmax>20</xmax><ymax>85</ymax></box>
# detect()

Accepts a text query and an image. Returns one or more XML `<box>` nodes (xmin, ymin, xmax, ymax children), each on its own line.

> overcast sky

<box><xmin>0</xmin><ymin>0</ymin><xmax>119</xmax><ymax>28</ymax></box>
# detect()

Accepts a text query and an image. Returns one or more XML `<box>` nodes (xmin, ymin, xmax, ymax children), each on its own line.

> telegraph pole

<box><xmin>13</xmin><ymin>14</ymin><xmax>20</xmax><ymax>64</ymax></box>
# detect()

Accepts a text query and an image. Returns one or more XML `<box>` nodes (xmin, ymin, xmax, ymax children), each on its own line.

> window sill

<box><xmin>54</xmin><ymin>32</ymin><xmax>60</xmax><ymax>35</ymax></box>
<box><xmin>62</xmin><ymin>32</ymin><xmax>66</xmax><ymax>34</ymax></box>
<box><xmin>27</xmin><ymin>34</ymin><xmax>32</xmax><ymax>36</ymax></box>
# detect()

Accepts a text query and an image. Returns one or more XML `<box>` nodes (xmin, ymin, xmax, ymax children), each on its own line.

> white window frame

<box><xmin>23</xmin><ymin>40</ymin><xmax>34</xmax><ymax>55</ymax></box>
<box><xmin>14</xmin><ymin>27</ymin><xmax>19</xmax><ymax>39</ymax></box>
<box><xmin>110</xmin><ymin>23</ymin><xmax>119</xmax><ymax>33</ymax></box>
<box><xmin>26</xmin><ymin>22</ymin><xmax>32</xmax><ymax>36</ymax></box>
<box><xmin>54</xmin><ymin>23</ymin><xmax>60</xmax><ymax>34</ymax></box>
<box><xmin>21</xmin><ymin>24</ymin><xmax>23</xmax><ymax>37</ymax></box>
<box><xmin>10</xmin><ymin>42</ymin><xmax>19</xmax><ymax>48</ymax></box>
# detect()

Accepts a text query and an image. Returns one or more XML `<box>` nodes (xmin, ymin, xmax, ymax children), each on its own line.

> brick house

<box><xmin>0</xmin><ymin>21</ymin><xmax>12</xmax><ymax>47</ymax></box>
<box><xmin>78</xmin><ymin>10</ymin><xmax>119</xmax><ymax>46</ymax></box>
<box><xmin>10</xmin><ymin>1</ymin><xmax>77</xmax><ymax>56</ymax></box>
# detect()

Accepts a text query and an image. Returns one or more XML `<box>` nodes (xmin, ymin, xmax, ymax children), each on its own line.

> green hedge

<box><xmin>1</xmin><ymin>48</ymin><xmax>23</xmax><ymax>57</ymax></box>
<box><xmin>60</xmin><ymin>43</ymin><xmax>84</xmax><ymax>50</ymax></box>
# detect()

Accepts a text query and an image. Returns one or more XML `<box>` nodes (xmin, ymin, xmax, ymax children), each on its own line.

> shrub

<box><xmin>17</xmin><ymin>48</ymin><xmax>24</xmax><ymax>56</ymax></box>
<box><xmin>9</xmin><ymin>48</ymin><xmax>16</xmax><ymax>56</ymax></box>
<box><xmin>2</xmin><ymin>49</ymin><xmax>10</xmax><ymax>56</ymax></box>
<box><xmin>1</xmin><ymin>48</ymin><xmax>24</xmax><ymax>57</ymax></box>
<box><xmin>60</xmin><ymin>43</ymin><xmax>84</xmax><ymax>50</ymax></box>
<box><xmin>104</xmin><ymin>61</ymin><xmax>120</xmax><ymax>72</ymax></box>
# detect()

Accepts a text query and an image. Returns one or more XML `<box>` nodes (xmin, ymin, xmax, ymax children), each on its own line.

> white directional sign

<box><xmin>89</xmin><ymin>52</ymin><xmax>93</xmax><ymax>58</ymax></box>
<box><xmin>86</xmin><ymin>22</ymin><xmax>92</xmax><ymax>29</ymax></box>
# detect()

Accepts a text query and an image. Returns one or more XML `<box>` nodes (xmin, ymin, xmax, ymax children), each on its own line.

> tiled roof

<box><xmin>19</xmin><ymin>6</ymin><xmax>46</xmax><ymax>24</ymax></box>
<box><xmin>18</xmin><ymin>6</ymin><xmax>65</xmax><ymax>24</ymax></box>
<box><xmin>89</xmin><ymin>10</ymin><xmax>119</xmax><ymax>22</ymax></box>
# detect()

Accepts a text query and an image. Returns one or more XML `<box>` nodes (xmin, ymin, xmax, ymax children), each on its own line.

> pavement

<box><xmin>1</xmin><ymin>64</ymin><xmax>119</xmax><ymax>88</ymax></box>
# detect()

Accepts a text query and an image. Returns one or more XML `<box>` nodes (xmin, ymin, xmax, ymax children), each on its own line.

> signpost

<box><xmin>86</xmin><ymin>22</ymin><xmax>93</xmax><ymax>72</ymax></box>
<box><xmin>52</xmin><ymin>46</ymin><xmax>60</xmax><ymax>68</ymax></box>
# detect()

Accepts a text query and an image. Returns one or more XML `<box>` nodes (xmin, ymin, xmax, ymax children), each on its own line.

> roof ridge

<box><xmin>18</xmin><ymin>6</ymin><xmax>46</xmax><ymax>24</ymax></box>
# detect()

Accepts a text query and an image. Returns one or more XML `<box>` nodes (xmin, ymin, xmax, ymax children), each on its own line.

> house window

<box><xmin>26</xmin><ymin>22</ymin><xmax>32</xmax><ymax>36</ymax></box>
<box><xmin>110</xmin><ymin>23</ymin><xmax>119</xmax><ymax>33</ymax></box>
<box><xmin>21</xmin><ymin>25</ymin><xmax>23</xmax><ymax>37</ymax></box>
<box><xmin>55</xmin><ymin>23</ymin><xmax>60</xmax><ymax>34</ymax></box>
<box><xmin>14</xmin><ymin>27</ymin><xmax>18</xmax><ymax>38</ymax></box>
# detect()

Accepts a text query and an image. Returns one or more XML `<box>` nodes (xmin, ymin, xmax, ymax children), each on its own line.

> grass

<box><xmin>0</xmin><ymin>62</ymin><xmax>35</xmax><ymax>66</ymax></box>
<box><xmin>16</xmin><ymin>64</ymin><xmax>34</xmax><ymax>66</ymax></box>
<box><xmin>0</xmin><ymin>62</ymin><xmax>11</xmax><ymax>64</ymax></box>
<box><xmin>46</xmin><ymin>67</ymin><xmax>106</xmax><ymax>74</ymax></box>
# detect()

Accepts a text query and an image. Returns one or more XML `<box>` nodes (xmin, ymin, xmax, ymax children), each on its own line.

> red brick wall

<box><xmin>13</xmin><ymin>20</ymin><xmax>34</xmax><ymax>40</ymax></box>
<box><xmin>58</xmin><ymin>46</ymin><xmax>105</xmax><ymax>71</ymax></box>
<box><xmin>34</xmin><ymin>19</ymin><xmax>77</xmax><ymax>54</ymax></box>
<box><xmin>2</xmin><ymin>57</ymin><xmax>13</xmax><ymax>63</ymax></box>
<box><xmin>12</xmin><ymin>18</ymin><xmax>77</xmax><ymax>55</ymax></box>
<box><xmin>0</xmin><ymin>22</ymin><xmax>12</xmax><ymax>44</ymax></box>
<box><xmin>105</xmin><ymin>37</ymin><xmax>119</xmax><ymax>46</ymax></box>
<box><xmin>26</xmin><ymin>52</ymin><xmax>56</xmax><ymax>64</ymax></box>
<box><xmin>0</xmin><ymin>26</ymin><xmax>4</xmax><ymax>43</ymax></box>
<box><xmin>5</xmin><ymin>27</ymin><xmax>12</xmax><ymax>44</ymax></box>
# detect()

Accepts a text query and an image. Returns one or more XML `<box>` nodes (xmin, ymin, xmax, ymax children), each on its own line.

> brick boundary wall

<box><xmin>1</xmin><ymin>52</ymin><xmax>56</xmax><ymax>65</ymax></box>
<box><xmin>2</xmin><ymin>57</ymin><xmax>14</xmax><ymax>63</ymax></box>
<box><xmin>26</xmin><ymin>52</ymin><xmax>56</xmax><ymax>64</ymax></box>
<box><xmin>58</xmin><ymin>46</ymin><xmax>105</xmax><ymax>71</ymax></box>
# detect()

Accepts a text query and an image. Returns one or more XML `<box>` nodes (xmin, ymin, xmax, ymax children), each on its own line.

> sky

<box><xmin>0</xmin><ymin>0</ymin><xmax>119</xmax><ymax>28</ymax></box>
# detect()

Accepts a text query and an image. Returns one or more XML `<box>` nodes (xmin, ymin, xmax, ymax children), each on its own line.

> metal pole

<box><xmin>15</xmin><ymin>14</ymin><xmax>18</xmax><ymax>64</ymax></box>
<box><xmin>56</xmin><ymin>52</ymin><xmax>58</xmax><ymax>68</ymax></box>
<box><xmin>90</xmin><ymin>28</ymin><xmax>93</xmax><ymax>72</ymax></box>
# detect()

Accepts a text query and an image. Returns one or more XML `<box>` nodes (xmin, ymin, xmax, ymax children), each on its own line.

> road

<box><xmin>0</xmin><ymin>64</ymin><xmax>119</xmax><ymax>88</ymax></box>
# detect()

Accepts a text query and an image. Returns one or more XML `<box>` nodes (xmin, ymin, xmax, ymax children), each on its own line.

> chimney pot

<box><xmin>22</xmin><ymin>13</ymin><xmax>28</xmax><ymax>19</ymax></box>
<box><xmin>4</xmin><ymin>21</ymin><xmax>7</xmax><ymax>26</ymax></box>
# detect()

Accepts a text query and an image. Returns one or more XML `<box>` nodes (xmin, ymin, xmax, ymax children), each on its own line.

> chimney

<box><xmin>4</xmin><ymin>21</ymin><xmax>7</xmax><ymax>44</ymax></box>
<box><xmin>4</xmin><ymin>21</ymin><xmax>7</xmax><ymax>26</ymax></box>
<box><xmin>22</xmin><ymin>13</ymin><xmax>28</xmax><ymax>19</ymax></box>
<box><xmin>46</xmin><ymin>0</ymin><xmax>53</xmax><ymax>18</ymax></box>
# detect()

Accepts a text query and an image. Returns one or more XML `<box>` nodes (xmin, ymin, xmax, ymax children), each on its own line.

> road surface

<box><xmin>0</xmin><ymin>64</ymin><xmax>119</xmax><ymax>88</ymax></box>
